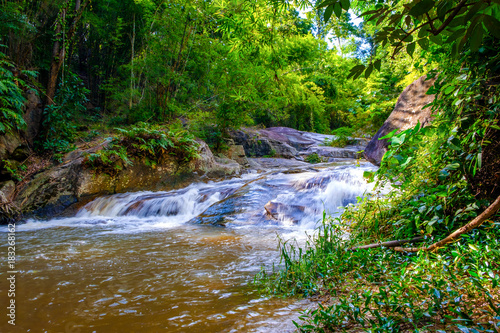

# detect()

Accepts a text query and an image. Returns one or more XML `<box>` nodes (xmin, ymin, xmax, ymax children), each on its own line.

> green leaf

<box><xmin>437</xmin><ymin>0</ymin><xmax>452</xmax><ymax>20</ymax></box>
<box><xmin>484</xmin><ymin>15</ymin><xmax>500</xmax><ymax>39</ymax></box>
<box><xmin>364</xmin><ymin>64</ymin><xmax>373</xmax><ymax>78</ymax></box>
<box><xmin>418</xmin><ymin>27</ymin><xmax>429</xmax><ymax>38</ymax></box>
<box><xmin>408</xmin><ymin>0</ymin><xmax>435</xmax><ymax>17</ymax></box>
<box><xmin>429</xmin><ymin>34</ymin><xmax>442</xmax><ymax>45</ymax></box>
<box><xmin>347</xmin><ymin>64</ymin><xmax>365</xmax><ymax>79</ymax></box>
<box><xmin>463</xmin><ymin>1</ymin><xmax>485</xmax><ymax>23</ymax></box>
<box><xmin>374</xmin><ymin>59</ymin><xmax>382</xmax><ymax>71</ymax></box>
<box><xmin>406</xmin><ymin>42</ymin><xmax>416</xmax><ymax>57</ymax></box>
<box><xmin>417</xmin><ymin>38</ymin><xmax>429</xmax><ymax>50</ymax></box>
<box><xmin>446</xmin><ymin>163</ymin><xmax>460</xmax><ymax>170</ymax></box>
<box><xmin>470</xmin><ymin>24</ymin><xmax>484</xmax><ymax>52</ymax></box>
<box><xmin>333</xmin><ymin>2</ymin><xmax>342</xmax><ymax>18</ymax></box>
<box><xmin>340</xmin><ymin>0</ymin><xmax>350</xmax><ymax>11</ymax></box>
<box><xmin>324</xmin><ymin>4</ymin><xmax>334</xmax><ymax>23</ymax></box>
<box><xmin>446</xmin><ymin>28</ymin><xmax>466</xmax><ymax>43</ymax></box>
<box><xmin>405</xmin><ymin>15</ymin><xmax>412</xmax><ymax>27</ymax></box>
<box><xmin>316</xmin><ymin>0</ymin><xmax>335</xmax><ymax>9</ymax></box>
<box><xmin>380</xmin><ymin>129</ymin><xmax>398</xmax><ymax>140</ymax></box>
<box><xmin>443</xmin><ymin>85</ymin><xmax>456</xmax><ymax>95</ymax></box>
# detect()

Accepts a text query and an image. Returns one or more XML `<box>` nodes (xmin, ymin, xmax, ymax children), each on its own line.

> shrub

<box><xmin>305</xmin><ymin>153</ymin><xmax>323</xmax><ymax>164</ymax></box>
<box><xmin>0</xmin><ymin>51</ymin><xmax>33</xmax><ymax>134</ymax></box>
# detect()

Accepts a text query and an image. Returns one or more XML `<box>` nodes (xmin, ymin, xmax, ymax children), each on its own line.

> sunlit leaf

<box><xmin>340</xmin><ymin>0</ymin><xmax>350</xmax><ymax>11</ymax></box>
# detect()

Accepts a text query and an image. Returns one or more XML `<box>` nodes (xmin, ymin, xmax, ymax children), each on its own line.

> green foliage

<box><xmin>324</xmin><ymin>127</ymin><xmax>356</xmax><ymax>147</ymax></box>
<box><xmin>83</xmin><ymin>122</ymin><xmax>200</xmax><ymax>175</ymax></box>
<box><xmin>313</xmin><ymin>0</ymin><xmax>500</xmax><ymax>79</ymax></box>
<box><xmin>2</xmin><ymin>159</ymin><xmax>27</xmax><ymax>182</ymax></box>
<box><xmin>305</xmin><ymin>153</ymin><xmax>324</xmax><ymax>164</ymax></box>
<box><xmin>0</xmin><ymin>52</ymin><xmax>29</xmax><ymax>134</ymax></box>
<box><xmin>83</xmin><ymin>145</ymin><xmax>131</xmax><ymax>176</ymax></box>
<box><xmin>39</xmin><ymin>71</ymin><xmax>89</xmax><ymax>154</ymax></box>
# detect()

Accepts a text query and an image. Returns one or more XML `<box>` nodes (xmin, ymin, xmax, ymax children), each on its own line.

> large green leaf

<box><xmin>340</xmin><ymin>0</ymin><xmax>350</xmax><ymax>11</ymax></box>
<box><xmin>324</xmin><ymin>4</ymin><xmax>334</xmax><ymax>23</ymax></box>
<box><xmin>470</xmin><ymin>24</ymin><xmax>484</xmax><ymax>52</ymax></box>
<box><xmin>484</xmin><ymin>14</ymin><xmax>500</xmax><ymax>38</ymax></box>
<box><xmin>408</xmin><ymin>0</ymin><xmax>435</xmax><ymax>17</ymax></box>
<box><xmin>333</xmin><ymin>2</ymin><xmax>342</xmax><ymax>18</ymax></box>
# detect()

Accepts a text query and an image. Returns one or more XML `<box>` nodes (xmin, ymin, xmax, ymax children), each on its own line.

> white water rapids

<box><xmin>1</xmin><ymin>160</ymin><xmax>376</xmax><ymax>332</ymax></box>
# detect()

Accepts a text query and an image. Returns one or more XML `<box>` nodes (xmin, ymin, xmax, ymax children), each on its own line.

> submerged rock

<box><xmin>264</xmin><ymin>201</ymin><xmax>306</xmax><ymax>223</ymax></box>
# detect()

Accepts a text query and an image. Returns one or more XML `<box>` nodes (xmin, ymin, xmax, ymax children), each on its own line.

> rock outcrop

<box><xmin>230</xmin><ymin>127</ymin><xmax>365</xmax><ymax>161</ymax></box>
<box><xmin>364</xmin><ymin>75</ymin><xmax>436</xmax><ymax>165</ymax></box>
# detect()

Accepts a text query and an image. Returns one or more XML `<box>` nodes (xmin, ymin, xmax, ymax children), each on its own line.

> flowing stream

<box><xmin>1</xmin><ymin>160</ymin><xmax>376</xmax><ymax>333</ymax></box>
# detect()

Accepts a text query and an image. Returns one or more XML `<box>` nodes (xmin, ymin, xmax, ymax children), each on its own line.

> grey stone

<box><xmin>0</xmin><ymin>132</ymin><xmax>22</xmax><ymax>161</ymax></box>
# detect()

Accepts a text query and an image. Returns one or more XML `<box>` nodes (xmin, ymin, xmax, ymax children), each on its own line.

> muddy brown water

<box><xmin>1</xmin><ymin>161</ymin><xmax>376</xmax><ymax>332</ymax></box>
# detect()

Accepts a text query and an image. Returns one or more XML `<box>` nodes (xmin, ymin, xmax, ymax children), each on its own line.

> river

<box><xmin>1</xmin><ymin>160</ymin><xmax>375</xmax><ymax>332</ymax></box>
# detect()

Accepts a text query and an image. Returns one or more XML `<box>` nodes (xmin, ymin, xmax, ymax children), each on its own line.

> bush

<box><xmin>256</xmin><ymin>217</ymin><xmax>500</xmax><ymax>332</ymax></box>
<box><xmin>324</xmin><ymin>127</ymin><xmax>357</xmax><ymax>147</ymax></box>
<box><xmin>305</xmin><ymin>153</ymin><xmax>323</xmax><ymax>164</ymax></box>
<box><xmin>38</xmin><ymin>71</ymin><xmax>89</xmax><ymax>154</ymax></box>
<box><xmin>0</xmin><ymin>52</ymin><xmax>31</xmax><ymax>134</ymax></box>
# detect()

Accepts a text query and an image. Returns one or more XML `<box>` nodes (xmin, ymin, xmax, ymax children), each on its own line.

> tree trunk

<box><xmin>129</xmin><ymin>14</ymin><xmax>135</xmax><ymax>110</ymax></box>
<box><xmin>46</xmin><ymin>8</ymin><xmax>66</xmax><ymax>105</ymax></box>
<box><xmin>45</xmin><ymin>0</ymin><xmax>88</xmax><ymax>106</ymax></box>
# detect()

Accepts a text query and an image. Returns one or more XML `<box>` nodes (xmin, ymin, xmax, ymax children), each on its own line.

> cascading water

<box><xmin>0</xmin><ymin>161</ymin><xmax>376</xmax><ymax>333</ymax></box>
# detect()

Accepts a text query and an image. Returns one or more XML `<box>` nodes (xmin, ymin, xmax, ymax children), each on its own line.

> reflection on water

<box><xmin>0</xmin><ymin>161</ymin><xmax>376</xmax><ymax>332</ymax></box>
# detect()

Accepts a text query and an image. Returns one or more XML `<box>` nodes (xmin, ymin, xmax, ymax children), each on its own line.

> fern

<box><xmin>0</xmin><ymin>51</ymin><xmax>29</xmax><ymax>134</ymax></box>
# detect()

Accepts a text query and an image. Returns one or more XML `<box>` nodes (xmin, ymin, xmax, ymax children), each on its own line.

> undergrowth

<box><xmin>256</xmin><ymin>217</ymin><xmax>500</xmax><ymax>332</ymax></box>
<box><xmin>82</xmin><ymin>122</ymin><xmax>200</xmax><ymax>176</ymax></box>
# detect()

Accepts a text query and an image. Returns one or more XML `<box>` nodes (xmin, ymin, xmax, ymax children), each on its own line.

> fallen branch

<box><xmin>394</xmin><ymin>195</ymin><xmax>500</xmax><ymax>253</ymax></box>
<box><xmin>349</xmin><ymin>236</ymin><xmax>424</xmax><ymax>251</ymax></box>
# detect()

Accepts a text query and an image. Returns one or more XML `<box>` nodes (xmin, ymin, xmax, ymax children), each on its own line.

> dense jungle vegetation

<box><xmin>1</xmin><ymin>0</ymin><xmax>499</xmax><ymax>331</ymax></box>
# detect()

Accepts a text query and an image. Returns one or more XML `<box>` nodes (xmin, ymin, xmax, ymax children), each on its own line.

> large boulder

<box><xmin>14</xmin><ymin>140</ymin><xmax>240</xmax><ymax>218</ymax></box>
<box><xmin>364</xmin><ymin>75</ymin><xmax>436</xmax><ymax>165</ymax></box>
